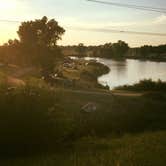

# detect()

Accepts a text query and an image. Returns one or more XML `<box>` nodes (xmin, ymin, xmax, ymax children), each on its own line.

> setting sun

<box><xmin>0</xmin><ymin>0</ymin><xmax>17</xmax><ymax>11</ymax></box>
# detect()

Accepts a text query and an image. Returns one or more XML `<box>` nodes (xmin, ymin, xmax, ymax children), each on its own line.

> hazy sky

<box><xmin>0</xmin><ymin>0</ymin><xmax>166</xmax><ymax>47</ymax></box>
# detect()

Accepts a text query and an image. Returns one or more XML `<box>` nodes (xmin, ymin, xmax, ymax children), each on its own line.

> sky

<box><xmin>0</xmin><ymin>0</ymin><xmax>166</xmax><ymax>47</ymax></box>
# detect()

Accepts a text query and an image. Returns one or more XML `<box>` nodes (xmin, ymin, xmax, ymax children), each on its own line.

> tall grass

<box><xmin>0</xmin><ymin>83</ymin><xmax>75</xmax><ymax>154</ymax></box>
<box><xmin>0</xmin><ymin>81</ymin><xmax>166</xmax><ymax>155</ymax></box>
<box><xmin>1</xmin><ymin>131</ymin><xmax>166</xmax><ymax>166</ymax></box>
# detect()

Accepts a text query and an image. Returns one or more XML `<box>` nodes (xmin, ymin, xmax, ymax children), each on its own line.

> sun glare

<box><xmin>0</xmin><ymin>0</ymin><xmax>17</xmax><ymax>11</ymax></box>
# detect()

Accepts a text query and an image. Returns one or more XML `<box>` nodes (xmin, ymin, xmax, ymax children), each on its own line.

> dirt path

<box><xmin>7</xmin><ymin>66</ymin><xmax>34</xmax><ymax>86</ymax></box>
<box><xmin>12</xmin><ymin>67</ymin><xmax>34</xmax><ymax>78</ymax></box>
<box><xmin>111</xmin><ymin>90</ymin><xmax>143</xmax><ymax>97</ymax></box>
<box><xmin>7</xmin><ymin>77</ymin><xmax>25</xmax><ymax>86</ymax></box>
<box><xmin>63</xmin><ymin>89</ymin><xmax>143</xmax><ymax>97</ymax></box>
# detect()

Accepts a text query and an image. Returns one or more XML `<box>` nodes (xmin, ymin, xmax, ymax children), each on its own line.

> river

<box><xmin>84</xmin><ymin>57</ymin><xmax>166</xmax><ymax>89</ymax></box>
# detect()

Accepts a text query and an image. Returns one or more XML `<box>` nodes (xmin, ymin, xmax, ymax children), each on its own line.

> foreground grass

<box><xmin>1</xmin><ymin>83</ymin><xmax>166</xmax><ymax>143</ymax></box>
<box><xmin>1</xmin><ymin>131</ymin><xmax>166</xmax><ymax>166</ymax></box>
<box><xmin>0</xmin><ymin>81</ymin><xmax>166</xmax><ymax>164</ymax></box>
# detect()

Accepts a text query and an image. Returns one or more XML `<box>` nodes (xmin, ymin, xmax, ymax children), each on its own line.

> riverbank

<box><xmin>45</xmin><ymin>58</ymin><xmax>110</xmax><ymax>90</ymax></box>
<box><xmin>0</xmin><ymin>58</ymin><xmax>110</xmax><ymax>90</ymax></box>
<box><xmin>81</xmin><ymin>57</ymin><xmax>166</xmax><ymax>90</ymax></box>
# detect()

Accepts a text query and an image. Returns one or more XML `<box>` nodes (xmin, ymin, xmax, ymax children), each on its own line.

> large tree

<box><xmin>17</xmin><ymin>16</ymin><xmax>65</xmax><ymax>76</ymax></box>
<box><xmin>17</xmin><ymin>16</ymin><xmax>65</xmax><ymax>48</ymax></box>
<box><xmin>111</xmin><ymin>40</ymin><xmax>129</xmax><ymax>57</ymax></box>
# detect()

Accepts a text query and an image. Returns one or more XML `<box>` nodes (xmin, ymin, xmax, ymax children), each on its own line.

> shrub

<box><xmin>115</xmin><ymin>79</ymin><xmax>166</xmax><ymax>91</ymax></box>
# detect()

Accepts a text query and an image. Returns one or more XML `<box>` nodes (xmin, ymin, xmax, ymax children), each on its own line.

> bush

<box><xmin>115</xmin><ymin>79</ymin><xmax>166</xmax><ymax>92</ymax></box>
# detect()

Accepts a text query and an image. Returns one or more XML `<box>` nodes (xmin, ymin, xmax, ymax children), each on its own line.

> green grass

<box><xmin>0</xmin><ymin>80</ymin><xmax>166</xmax><ymax>164</ymax></box>
<box><xmin>60</xmin><ymin>89</ymin><xmax>166</xmax><ymax>136</ymax></box>
<box><xmin>0</xmin><ymin>84</ymin><xmax>75</xmax><ymax>154</ymax></box>
<box><xmin>1</xmin><ymin>83</ymin><xmax>166</xmax><ymax>145</ymax></box>
<box><xmin>1</xmin><ymin>131</ymin><xmax>166</xmax><ymax>166</ymax></box>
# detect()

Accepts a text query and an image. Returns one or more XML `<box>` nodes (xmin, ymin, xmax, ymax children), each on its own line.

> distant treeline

<box><xmin>61</xmin><ymin>41</ymin><xmax>129</xmax><ymax>58</ymax></box>
<box><xmin>61</xmin><ymin>42</ymin><xmax>166</xmax><ymax>60</ymax></box>
<box><xmin>128</xmin><ymin>45</ymin><xmax>166</xmax><ymax>60</ymax></box>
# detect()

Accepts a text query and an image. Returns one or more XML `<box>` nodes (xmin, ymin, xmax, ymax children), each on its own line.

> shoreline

<box><xmin>69</xmin><ymin>54</ymin><xmax>166</xmax><ymax>63</ymax></box>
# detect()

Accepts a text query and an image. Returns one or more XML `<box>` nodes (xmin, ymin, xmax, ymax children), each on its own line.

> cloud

<box><xmin>154</xmin><ymin>15</ymin><xmax>166</xmax><ymax>24</ymax></box>
<box><xmin>61</xmin><ymin>17</ymin><xmax>142</xmax><ymax>29</ymax></box>
<box><xmin>62</xmin><ymin>14</ymin><xmax>166</xmax><ymax>31</ymax></box>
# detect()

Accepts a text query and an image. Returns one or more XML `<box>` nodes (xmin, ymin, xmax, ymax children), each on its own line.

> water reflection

<box><xmin>96</xmin><ymin>58</ymin><xmax>166</xmax><ymax>89</ymax></box>
<box><xmin>71</xmin><ymin>56</ymin><xmax>166</xmax><ymax>89</ymax></box>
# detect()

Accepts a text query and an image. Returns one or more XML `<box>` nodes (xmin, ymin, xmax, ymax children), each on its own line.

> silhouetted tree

<box><xmin>18</xmin><ymin>16</ymin><xmax>65</xmax><ymax>48</ymax></box>
<box><xmin>76</xmin><ymin>43</ymin><xmax>86</xmax><ymax>57</ymax></box>
<box><xmin>111</xmin><ymin>40</ymin><xmax>129</xmax><ymax>57</ymax></box>
<box><xmin>91</xmin><ymin>41</ymin><xmax>129</xmax><ymax>58</ymax></box>
<box><xmin>0</xmin><ymin>39</ymin><xmax>22</xmax><ymax>65</ymax></box>
<box><xmin>101</xmin><ymin>43</ymin><xmax>113</xmax><ymax>58</ymax></box>
<box><xmin>17</xmin><ymin>16</ymin><xmax>65</xmax><ymax>76</ymax></box>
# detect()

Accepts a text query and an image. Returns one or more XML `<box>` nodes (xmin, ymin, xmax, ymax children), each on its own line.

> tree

<box><xmin>112</xmin><ymin>40</ymin><xmax>129</xmax><ymax>57</ymax></box>
<box><xmin>76</xmin><ymin>43</ymin><xmax>86</xmax><ymax>57</ymax></box>
<box><xmin>101</xmin><ymin>43</ymin><xmax>113</xmax><ymax>58</ymax></box>
<box><xmin>0</xmin><ymin>39</ymin><xmax>21</xmax><ymax>65</ymax></box>
<box><xmin>17</xmin><ymin>16</ymin><xmax>65</xmax><ymax>48</ymax></box>
<box><xmin>17</xmin><ymin>16</ymin><xmax>65</xmax><ymax>75</ymax></box>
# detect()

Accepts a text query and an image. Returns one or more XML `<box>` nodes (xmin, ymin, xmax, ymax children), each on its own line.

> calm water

<box><xmin>85</xmin><ymin>57</ymin><xmax>166</xmax><ymax>89</ymax></box>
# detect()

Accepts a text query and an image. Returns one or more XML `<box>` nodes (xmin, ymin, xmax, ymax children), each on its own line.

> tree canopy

<box><xmin>17</xmin><ymin>16</ymin><xmax>65</xmax><ymax>48</ymax></box>
<box><xmin>90</xmin><ymin>40</ymin><xmax>129</xmax><ymax>58</ymax></box>
<box><xmin>0</xmin><ymin>16</ymin><xmax>65</xmax><ymax>78</ymax></box>
<box><xmin>16</xmin><ymin>17</ymin><xmax>65</xmax><ymax>70</ymax></box>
